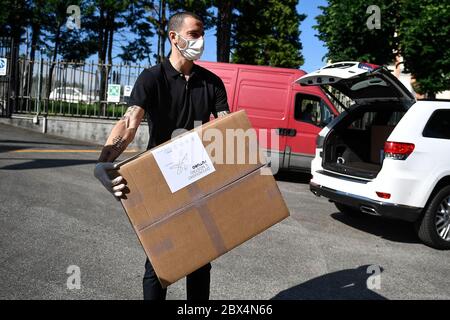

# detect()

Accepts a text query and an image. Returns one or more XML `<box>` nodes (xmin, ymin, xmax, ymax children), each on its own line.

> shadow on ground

<box><xmin>0</xmin><ymin>139</ymin><xmax>93</xmax><ymax>147</ymax></box>
<box><xmin>274</xmin><ymin>171</ymin><xmax>312</xmax><ymax>184</ymax></box>
<box><xmin>331</xmin><ymin>212</ymin><xmax>420</xmax><ymax>244</ymax></box>
<box><xmin>0</xmin><ymin>145</ymin><xmax>32</xmax><ymax>153</ymax></box>
<box><xmin>0</xmin><ymin>158</ymin><xmax>98</xmax><ymax>170</ymax></box>
<box><xmin>272</xmin><ymin>265</ymin><xmax>386</xmax><ymax>300</ymax></box>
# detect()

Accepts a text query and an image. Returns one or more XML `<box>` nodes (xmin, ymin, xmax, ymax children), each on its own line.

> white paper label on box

<box><xmin>152</xmin><ymin>132</ymin><xmax>215</xmax><ymax>193</ymax></box>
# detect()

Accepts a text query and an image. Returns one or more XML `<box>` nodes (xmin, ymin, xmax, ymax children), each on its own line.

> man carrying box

<box><xmin>94</xmin><ymin>11</ymin><xmax>230</xmax><ymax>300</ymax></box>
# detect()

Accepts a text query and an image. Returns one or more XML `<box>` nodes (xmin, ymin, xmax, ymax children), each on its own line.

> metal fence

<box><xmin>8</xmin><ymin>57</ymin><xmax>149</xmax><ymax>119</ymax></box>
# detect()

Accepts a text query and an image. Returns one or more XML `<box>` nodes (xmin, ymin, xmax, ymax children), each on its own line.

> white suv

<box><xmin>296</xmin><ymin>62</ymin><xmax>450</xmax><ymax>250</ymax></box>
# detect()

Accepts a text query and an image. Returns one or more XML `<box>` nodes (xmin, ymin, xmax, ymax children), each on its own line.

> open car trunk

<box><xmin>295</xmin><ymin>62</ymin><xmax>416</xmax><ymax>180</ymax></box>
<box><xmin>322</xmin><ymin>103</ymin><xmax>407</xmax><ymax>179</ymax></box>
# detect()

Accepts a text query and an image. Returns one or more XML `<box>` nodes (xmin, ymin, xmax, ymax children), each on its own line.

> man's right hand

<box><xmin>95</xmin><ymin>106</ymin><xmax>144</xmax><ymax>198</ymax></box>
<box><xmin>94</xmin><ymin>162</ymin><xmax>126</xmax><ymax>198</ymax></box>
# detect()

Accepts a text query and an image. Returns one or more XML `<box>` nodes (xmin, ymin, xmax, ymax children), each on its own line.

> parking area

<box><xmin>0</xmin><ymin>123</ymin><xmax>449</xmax><ymax>300</ymax></box>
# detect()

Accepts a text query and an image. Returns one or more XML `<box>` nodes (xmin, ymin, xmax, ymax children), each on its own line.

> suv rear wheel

<box><xmin>335</xmin><ymin>203</ymin><xmax>363</xmax><ymax>217</ymax></box>
<box><xmin>417</xmin><ymin>185</ymin><xmax>450</xmax><ymax>250</ymax></box>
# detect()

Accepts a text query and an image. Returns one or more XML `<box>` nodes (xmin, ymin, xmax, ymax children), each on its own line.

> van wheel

<box><xmin>335</xmin><ymin>203</ymin><xmax>363</xmax><ymax>217</ymax></box>
<box><xmin>417</xmin><ymin>185</ymin><xmax>450</xmax><ymax>250</ymax></box>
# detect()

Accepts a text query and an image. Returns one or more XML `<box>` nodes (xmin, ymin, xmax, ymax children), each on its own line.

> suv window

<box><xmin>423</xmin><ymin>109</ymin><xmax>450</xmax><ymax>139</ymax></box>
<box><xmin>294</xmin><ymin>94</ymin><xmax>334</xmax><ymax>127</ymax></box>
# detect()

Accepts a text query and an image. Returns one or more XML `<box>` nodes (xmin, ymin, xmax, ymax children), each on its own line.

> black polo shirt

<box><xmin>128</xmin><ymin>59</ymin><xmax>229</xmax><ymax>150</ymax></box>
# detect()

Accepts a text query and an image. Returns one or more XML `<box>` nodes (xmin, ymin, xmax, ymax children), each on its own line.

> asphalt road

<box><xmin>0</xmin><ymin>123</ymin><xmax>449</xmax><ymax>300</ymax></box>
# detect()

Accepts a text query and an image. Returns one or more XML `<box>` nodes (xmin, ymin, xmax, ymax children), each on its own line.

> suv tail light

<box><xmin>384</xmin><ymin>141</ymin><xmax>415</xmax><ymax>160</ymax></box>
<box><xmin>376</xmin><ymin>192</ymin><xmax>391</xmax><ymax>199</ymax></box>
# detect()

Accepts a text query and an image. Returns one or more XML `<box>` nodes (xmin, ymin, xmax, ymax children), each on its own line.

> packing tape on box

<box><xmin>139</xmin><ymin>164</ymin><xmax>274</xmax><ymax>258</ymax></box>
<box><xmin>131</xmin><ymin>164</ymin><xmax>262</xmax><ymax>230</ymax></box>
<box><xmin>187</xmin><ymin>183</ymin><xmax>228</xmax><ymax>256</ymax></box>
<box><xmin>142</xmin><ymin>180</ymin><xmax>234</xmax><ymax>258</ymax></box>
<box><xmin>148</xmin><ymin>238</ymin><xmax>174</xmax><ymax>257</ymax></box>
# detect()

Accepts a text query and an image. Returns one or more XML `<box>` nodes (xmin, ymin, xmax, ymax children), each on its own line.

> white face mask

<box><xmin>175</xmin><ymin>33</ymin><xmax>204</xmax><ymax>61</ymax></box>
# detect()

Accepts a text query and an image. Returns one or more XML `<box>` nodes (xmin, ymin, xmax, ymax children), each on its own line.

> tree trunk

<box><xmin>104</xmin><ymin>17</ymin><xmax>115</xmax><ymax>116</ymax></box>
<box><xmin>216</xmin><ymin>0</ymin><xmax>233</xmax><ymax>62</ymax></box>
<box><xmin>157</xmin><ymin>0</ymin><xmax>167</xmax><ymax>63</ymax></box>
<box><xmin>9</xmin><ymin>34</ymin><xmax>21</xmax><ymax>115</ymax></box>
<box><xmin>99</xmin><ymin>11</ymin><xmax>115</xmax><ymax>116</ymax></box>
<box><xmin>98</xmin><ymin>8</ymin><xmax>109</xmax><ymax>116</ymax></box>
<box><xmin>98</xmin><ymin>8</ymin><xmax>106</xmax><ymax>63</ymax></box>
<box><xmin>107</xmin><ymin>17</ymin><xmax>114</xmax><ymax>67</ymax></box>
<box><xmin>26</xmin><ymin>23</ymin><xmax>40</xmax><ymax>99</ymax></box>
<box><xmin>46</xmin><ymin>24</ymin><xmax>61</xmax><ymax>99</ymax></box>
<box><xmin>8</xmin><ymin>1</ymin><xmax>24</xmax><ymax>115</ymax></box>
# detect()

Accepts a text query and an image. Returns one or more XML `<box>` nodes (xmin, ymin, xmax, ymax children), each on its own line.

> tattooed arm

<box><xmin>94</xmin><ymin>106</ymin><xmax>145</xmax><ymax>198</ymax></box>
<box><xmin>97</xmin><ymin>106</ymin><xmax>145</xmax><ymax>163</ymax></box>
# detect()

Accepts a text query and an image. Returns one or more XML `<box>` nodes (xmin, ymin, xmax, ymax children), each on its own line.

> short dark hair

<box><xmin>168</xmin><ymin>11</ymin><xmax>203</xmax><ymax>33</ymax></box>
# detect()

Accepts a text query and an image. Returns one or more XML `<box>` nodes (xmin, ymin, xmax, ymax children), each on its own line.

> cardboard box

<box><xmin>116</xmin><ymin>110</ymin><xmax>290</xmax><ymax>287</ymax></box>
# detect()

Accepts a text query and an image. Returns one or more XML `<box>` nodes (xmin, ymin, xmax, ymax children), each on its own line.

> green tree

<box><xmin>0</xmin><ymin>0</ymin><xmax>11</xmax><ymax>29</ymax></box>
<box><xmin>142</xmin><ymin>0</ymin><xmax>234</xmax><ymax>63</ymax></box>
<box><xmin>0</xmin><ymin>0</ymin><xmax>29</xmax><ymax>40</ymax></box>
<box><xmin>232</xmin><ymin>0</ymin><xmax>305</xmax><ymax>68</ymax></box>
<box><xmin>118</xmin><ymin>0</ymin><xmax>155</xmax><ymax>64</ymax></box>
<box><xmin>0</xmin><ymin>0</ymin><xmax>30</xmax><ymax>114</ymax></box>
<box><xmin>27</xmin><ymin>0</ymin><xmax>47</xmax><ymax>63</ymax></box>
<box><xmin>84</xmin><ymin>0</ymin><xmax>143</xmax><ymax>113</ymax></box>
<box><xmin>0</xmin><ymin>1</ymin><xmax>97</xmax><ymax>103</ymax></box>
<box><xmin>168</xmin><ymin>0</ymin><xmax>215</xmax><ymax>28</ymax></box>
<box><xmin>169</xmin><ymin>0</ymin><xmax>237</xmax><ymax>63</ymax></box>
<box><xmin>167</xmin><ymin>0</ymin><xmax>214</xmax><ymax>61</ymax></box>
<box><xmin>399</xmin><ymin>0</ymin><xmax>450</xmax><ymax>97</ymax></box>
<box><xmin>40</xmin><ymin>0</ymin><xmax>98</xmax><ymax>99</ymax></box>
<box><xmin>315</xmin><ymin>0</ymin><xmax>399</xmax><ymax>65</ymax></box>
<box><xmin>145</xmin><ymin>0</ymin><xmax>167</xmax><ymax>63</ymax></box>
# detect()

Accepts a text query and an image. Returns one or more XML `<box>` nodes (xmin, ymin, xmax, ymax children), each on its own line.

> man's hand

<box><xmin>217</xmin><ymin>110</ymin><xmax>230</xmax><ymax>118</ymax></box>
<box><xmin>95</xmin><ymin>106</ymin><xmax>144</xmax><ymax>199</ymax></box>
<box><xmin>94</xmin><ymin>162</ymin><xmax>126</xmax><ymax>198</ymax></box>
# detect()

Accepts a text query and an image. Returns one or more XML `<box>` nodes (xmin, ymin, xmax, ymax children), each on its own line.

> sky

<box><xmin>199</xmin><ymin>0</ymin><xmax>329</xmax><ymax>73</ymax></box>
<box><xmin>296</xmin><ymin>0</ymin><xmax>329</xmax><ymax>72</ymax></box>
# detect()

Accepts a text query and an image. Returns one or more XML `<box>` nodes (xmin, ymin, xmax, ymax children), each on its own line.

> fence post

<box><xmin>7</xmin><ymin>37</ymin><xmax>19</xmax><ymax>117</ymax></box>
<box><xmin>36</xmin><ymin>57</ymin><xmax>42</xmax><ymax>115</ymax></box>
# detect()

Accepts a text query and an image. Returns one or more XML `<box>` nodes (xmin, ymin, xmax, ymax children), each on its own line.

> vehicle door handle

<box><xmin>276</xmin><ymin>128</ymin><xmax>297</xmax><ymax>136</ymax></box>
